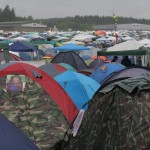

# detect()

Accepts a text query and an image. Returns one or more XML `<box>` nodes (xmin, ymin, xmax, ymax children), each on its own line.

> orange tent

<box><xmin>95</xmin><ymin>30</ymin><xmax>106</xmax><ymax>36</ymax></box>
<box><xmin>92</xmin><ymin>55</ymin><xmax>106</xmax><ymax>61</ymax></box>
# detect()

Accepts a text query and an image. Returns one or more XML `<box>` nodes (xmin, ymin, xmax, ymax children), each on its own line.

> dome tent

<box><xmin>0</xmin><ymin>62</ymin><xmax>78</xmax><ymax>150</ymax></box>
<box><xmin>51</xmin><ymin>51</ymin><xmax>88</xmax><ymax>71</ymax></box>
<box><xmin>54</xmin><ymin>71</ymin><xmax>100</xmax><ymax>110</ymax></box>
<box><xmin>63</xmin><ymin>74</ymin><xmax>150</xmax><ymax>150</ymax></box>
<box><xmin>59</xmin><ymin>63</ymin><xmax>76</xmax><ymax>72</ymax></box>
<box><xmin>90</xmin><ymin>63</ymin><xmax>126</xmax><ymax>84</ymax></box>
<box><xmin>101</xmin><ymin>66</ymin><xmax>150</xmax><ymax>89</ymax></box>
<box><xmin>39</xmin><ymin>63</ymin><xmax>67</xmax><ymax>77</ymax></box>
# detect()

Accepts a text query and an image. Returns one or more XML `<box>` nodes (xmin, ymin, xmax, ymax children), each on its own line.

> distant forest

<box><xmin>1</xmin><ymin>5</ymin><xmax>150</xmax><ymax>31</ymax></box>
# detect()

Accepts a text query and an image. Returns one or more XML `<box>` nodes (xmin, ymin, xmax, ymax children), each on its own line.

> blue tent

<box><xmin>51</xmin><ymin>43</ymin><xmax>90</xmax><ymax>51</ymax></box>
<box><xmin>0</xmin><ymin>115</ymin><xmax>39</xmax><ymax>150</ymax></box>
<box><xmin>9</xmin><ymin>41</ymin><xmax>37</xmax><ymax>52</ymax></box>
<box><xmin>90</xmin><ymin>63</ymin><xmax>126</xmax><ymax>84</ymax></box>
<box><xmin>54</xmin><ymin>71</ymin><xmax>100</xmax><ymax>110</ymax></box>
<box><xmin>19</xmin><ymin>52</ymin><xmax>32</xmax><ymax>61</ymax></box>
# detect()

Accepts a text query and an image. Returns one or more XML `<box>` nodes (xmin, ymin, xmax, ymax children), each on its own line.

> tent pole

<box><xmin>134</xmin><ymin>56</ymin><xmax>137</xmax><ymax>65</ymax></box>
<box><xmin>141</xmin><ymin>56</ymin><xmax>144</xmax><ymax>66</ymax></box>
<box><xmin>148</xmin><ymin>54</ymin><xmax>150</xmax><ymax>67</ymax></box>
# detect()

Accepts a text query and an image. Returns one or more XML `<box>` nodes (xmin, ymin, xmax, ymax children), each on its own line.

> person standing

<box><xmin>121</xmin><ymin>56</ymin><xmax>131</xmax><ymax>67</ymax></box>
<box><xmin>111</xmin><ymin>56</ymin><xmax>118</xmax><ymax>62</ymax></box>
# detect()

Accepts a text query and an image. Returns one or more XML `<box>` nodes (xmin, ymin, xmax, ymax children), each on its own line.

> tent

<box><xmin>0</xmin><ymin>50</ymin><xmax>23</xmax><ymax>63</ymax></box>
<box><xmin>12</xmin><ymin>36</ymin><xmax>28</xmax><ymax>42</ymax></box>
<box><xmin>97</xmin><ymin>40</ymin><xmax>150</xmax><ymax>56</ymax></box>
<box><xmin>54</xmin><ymin>71</ymin><xmax>100</xmax><ymax>110</ymax></box>
<box><xmin>0</xmin><ymin>115</ymin><xmax>39</xmax><ymax>150</ymax></box>
<box><xmin>59</xmin><ymin>63</ymin><xmax>76</xmax><ymax>72</ymax></box>
<box><xmin>9</xmin><ymin>41</ymin><xmax>37</xmax><ymax>52</ymax></box>
<box><xmin>51</xmin><ymin>51</ymin><xmax>88</xmax><ymax>70</ymax></box>
<box><xmin>101</xmin><ymin>66</ymin><xmax>150</xmax><ymax>89</ymax></box>
<box><xmin>51</xmin><ymin>43</ymin><xmax>90</xmax><ymax>51</ymax></box>
<box><xmin>64</xmin><ymin>74</ymin><xmax>150</xmax><ymax>150</ymax></box>
<box><xmin>78</xmin><ymin>69</ymin><xmax>94</xmax><ymax>76</ymax></box>
<box><xmin>95</xmin><ymin>30</ymin><xmax>106</xmax><ymax>36</ymax></box>
<box><xmin>90</xmin><ymin>63</ymin><xmax>126</xmax><ymax>84</ymax></box>
<box><xmin>0</xmin><ymin>62</ymin><xmax>78</xmax><ymax>149</ymax></box>
<box><xmin>87</xmin><ymin>59</ymin><xmax>111</xmax><ymax>69</ymax></box>
<box><xmin>62</xmin><ymin>40</ymin><xmax>85</xmax><ymax>45</ymax></box>
<box><xmin>39</xmin><ymin>63</ymin><xmax>67</xmax><ymax>77</ymax></box>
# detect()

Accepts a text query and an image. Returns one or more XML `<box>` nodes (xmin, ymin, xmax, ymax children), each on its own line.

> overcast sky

<box><xmin>1</xmin><ymin>0</ymin><xmax>150</xmax><ymax>19</ymax></box>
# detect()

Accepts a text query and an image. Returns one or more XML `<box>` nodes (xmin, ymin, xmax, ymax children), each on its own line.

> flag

<box><xmin>113</xmin><ymin>13</ymin><xmax>118</xmax><ymax>22</ymax></box>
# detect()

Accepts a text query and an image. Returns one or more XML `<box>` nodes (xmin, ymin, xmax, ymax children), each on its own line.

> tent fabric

<box><xmin>54</xmin><ymin>71</ymin><xmax>100</xmax><ymax>110</ymax></box>
<box><xmin>101</xmin><ymin>66</ymin><xmax>150</xmax><ymax>89</ymax></box>
<box><xmin>95</xmin><ymin>30</ymin><xmax>106</xmax><ymax>36</ymax></box>
<box><xmin>90</xmin><ymin>63</ymin><xmax>126</xmax><ymax>84</ymax></box>
<box><xmin>0</xmin><ymin>63</ymin><xmax>79</xmax><ymax>149</ymax></box>
<box><xmin>97</xmin><ymin>40</ymin><xmax>150</xmax><ymax>56</ymax></box>
<box><xmin>9</xmin><ymin>41</ymin><xmax>37</xmax><ymax>52</ymax></box>
<box><xmin>0</xmin><ymin>115</ymin><xmax>39</xmax><ymax>150</ymax></box>
<box><xmin>0</xmin><ymin>62</ymin><xmax>78</xmax><ymax>122</ymax></box>
<box><xmin>97</xmin><ymin>46</ymin><xmax>150</xmax><ymax>56</ymax></box>
<box><xmin>51</xmin><ymin>43</ymin><xmax>90</xmax><ymax>51</ymax></box>
<box><xmin>64</xmin><ymin>75</ymin><xmax>150</xmax><ymax>150</ymax></box>
<box><xmin>107</xmin><ymin>40</ymin><xmax>143</xmax><ymax>52</ymax></box>
<box><xmin>101</xmin><ymin>73</ymin><xmax>150</xmax><ymax>94</ymax></box>
<box><xmin>0</xmin><ymin>50</ymin><xmax>23</xmax><ymax>62</ymax></box>
<box><xmin>0</xmin><ymin>77</ymin><xmax>70</xmax><ymax>149</ymax></box>
<box><xmin>51</xmin><ymin>51</ymin><xmax>88</xmax><ymax>70</ymax></box>
<box><xmin>59</xmin><ymin>63</ymin><xmax>76</xmax><ymax>72</ymax></box>
<box><xmin>78</xmin><ymin>69</ymin><xmax>94</xmax><ymax>76</ymax></box>
<box><xmin>39</xmin><ymin>63</ymin><xmax>67</xmax><ymax>77</ymax></box>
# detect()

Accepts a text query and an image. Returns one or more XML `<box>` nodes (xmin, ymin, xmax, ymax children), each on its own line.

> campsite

<box><xmin>0</xmin><ymin>1</ymin><xmax>150</xmax><ymax>150</ymax></box>
<box><xmin>0</xmin><ymin>28</ymin><xmax>149</xmax><ymax>150</ymax></box>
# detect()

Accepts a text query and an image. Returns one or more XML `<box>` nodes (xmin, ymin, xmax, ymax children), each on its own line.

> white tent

<box><xmin>107</xmin><ymin>40</ymin><xmax>143</xmax><ymax>52</ymax></box>
<box><xmin>139</xmin><ymin>39</ymin><xmax>150</xmax><ymax>47</ymax></box>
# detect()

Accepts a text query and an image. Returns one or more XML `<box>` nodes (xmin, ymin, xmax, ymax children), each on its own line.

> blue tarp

<box><xmin>9</xmin><ymin>41</ymin><xmax>37</xmax><ymax>52</ymax></box>
<box><xmin>0</xmin><ymin>115</ymin><xmax>39</xmax><ymax>150</ymax></box>
<box><xmin>51</xmin><ymin>43</ymin><xmax>90</xmax><ymax>51</ymax></box>
<box><xmin>90</xmin><ymin>63</ymin><xmax>126</xmax><ymax>84</ymax></box>
<box><xmin>54</xmin><ymin>71</ymin><xmax>100</xmax><ymax>110</ymax></box>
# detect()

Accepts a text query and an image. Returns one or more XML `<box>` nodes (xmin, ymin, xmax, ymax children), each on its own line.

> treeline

<box><xmin>38</xmin><ymin>15</ymin><xmax>150</xmax><ymax>31</ymax></box>
<box><xmin>0</xmin><ymin>5</ymin><xmax>33</xmax><ymax>22</ymax></box>
<box><xmin>1</xmin><ymin>5</ymin><xmax>150</xmax><ymax>31</ymax></box>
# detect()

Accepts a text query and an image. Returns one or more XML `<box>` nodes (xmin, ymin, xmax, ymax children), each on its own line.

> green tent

<box><xmin>97</xmin><ymin>40</ymin><xmax>150</xmax><ymax>66</ymax></box>
<box><xmin>97</xmin><ymin>46</ymin><xmax>150</xmax><ymax>56</ymax></box>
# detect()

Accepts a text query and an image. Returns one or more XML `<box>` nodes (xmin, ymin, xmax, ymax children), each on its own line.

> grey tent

<box><xmin>61</xmin><ymin>74</ymin><xmax>150</xmax><ymax>150</ymax></box>
<box><xmin>51</xmin><ymin>51</ymin><xmax>88</xmax><ymax>71</ymax></box>
<box><xmin>101</xmin><ymin>66</ymin><xmax>150</xmax><ymax>89</ymax></box>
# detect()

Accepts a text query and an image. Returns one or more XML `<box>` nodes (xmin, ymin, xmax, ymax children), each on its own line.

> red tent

<box><xmin>0</xmin><ymin>62</ymin><xmax>78</xmax><ymax>122</ymax></box>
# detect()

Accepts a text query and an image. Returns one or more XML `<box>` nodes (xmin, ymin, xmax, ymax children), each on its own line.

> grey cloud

<box><xmin>1</xmin><ymin>0</ymin><xmax>150</xmax><ymax>19</ymax></box>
